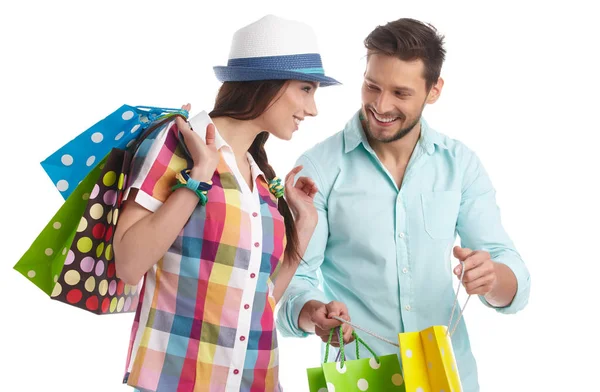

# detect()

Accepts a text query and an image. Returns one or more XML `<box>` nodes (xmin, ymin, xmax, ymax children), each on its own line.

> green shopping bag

<box><xmin>13</xmin><ymin>149</ymin><xmax>144</xmax><ymax>314</ymax></box>
<box><xmin>307</xmin><ymin>366</ymin><xmax>328</xmax><ymax>392</ymax></box>
<box><xmin>14</xmin><ymin>114</ymin><xmax>184</xmax><ymax>314</ymax></box>
<box><xmin>307</xmin><ymin>328</ymin><xmax>406</xmax><ymax>392</ymax></box>
<box><xmin>14</xmin><ymin>155</ymin><xmax>108</xmax><ymax>295</ymax></box>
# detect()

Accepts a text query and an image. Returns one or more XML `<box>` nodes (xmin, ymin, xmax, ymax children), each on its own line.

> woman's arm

<box><xmin>114</xmin><ymin>105</ymin><xmax>220</xmax><ymax>285</ymax></box>
<box><xmin>113</xmin><ymin>167</ymin><xmax>210</xmax><ymax>285</ymax></box>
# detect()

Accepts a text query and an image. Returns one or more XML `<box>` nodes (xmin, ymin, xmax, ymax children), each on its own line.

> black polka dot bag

<box><xmin>14</xmin><ymin>113</ymin><xmax>186</xmax><ymax>314</ymax></box>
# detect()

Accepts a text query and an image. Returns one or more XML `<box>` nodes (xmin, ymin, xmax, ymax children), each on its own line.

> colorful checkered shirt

<box><xmin>122</xmin><ymin>112</ymin><xmax>286</xmax><ymax>392</ymax></box>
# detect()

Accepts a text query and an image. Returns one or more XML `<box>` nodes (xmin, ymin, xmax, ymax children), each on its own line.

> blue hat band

<box><xmin>290</xmin><ymin>67</ymin><xmax>324</xmax><ymax>74</ymax></box>
<box><xmin>227</xmin><ymin>53</ymin><xmax>325</xmax><ymax>75</ymax></box>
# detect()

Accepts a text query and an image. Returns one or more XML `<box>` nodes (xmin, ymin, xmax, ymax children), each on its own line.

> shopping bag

<box><xmin>306</xmin><ymin>366</ymin><xmax>328</xmax><ymax>392</ymax></box>
<box><xmin>327</xmin><ymin>265</ymin><xmax>471</xmax><ymax>392</ymax></box>
<box><xmin>15</xmin><ymin>114</ymin><xmax>185</xmax><ymax>313</ymax></box>
<box><xmin>41</xmin><ymin>105</ymin><xmax>187</xmax><ymax>199</ymax></box>
<box><xmin>398</xmin><ymin>325</ymin><xmax>463</xmax><ymax>392</ymax></box>
<box><xmin>15</xmin><ymin>155</ymin><xmax>109</xmax><ymax>296</ymax></box>
<box><xmin>307</xmin><ymin>328</ymin><xmax>405</xmax><ymax>392</ymax></box>
<box><xmin>397</xmin><ymin>266</ymin><xmax>471</xmax><ymax>392</ymax></box>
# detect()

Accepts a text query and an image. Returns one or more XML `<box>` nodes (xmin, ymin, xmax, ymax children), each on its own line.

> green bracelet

<box><xmin>171</xmin><ymin>183</ymin><xmax>208</xmax><ymax>206</ymax></box>
<box><xmin>171</xmin><ymin>169</ymin><xmax>212</xmax><ymax>206</ymax></box>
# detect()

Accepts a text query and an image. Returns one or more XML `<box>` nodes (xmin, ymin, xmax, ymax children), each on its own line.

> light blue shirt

<box><xmin>276</xmin><ymin>110</ymin><xmax>531</xmax><ymax>391</ymax></box>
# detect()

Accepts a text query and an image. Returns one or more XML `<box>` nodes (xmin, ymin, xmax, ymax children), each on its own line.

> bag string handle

<box><xmin>330</xmin><ymin>259</ymin><xmax>471</xmax><ymax>349</ymax></box>
<box><xmin>324</xmin><ymin>328</ymin><xmax>380</xmax><ymax>369</ymax></box>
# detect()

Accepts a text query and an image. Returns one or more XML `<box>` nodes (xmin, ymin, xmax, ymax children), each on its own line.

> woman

<box><xmin>113</xmin><ymin>15</ymin><xmax>340</xmax><ymax>392</ymax></box>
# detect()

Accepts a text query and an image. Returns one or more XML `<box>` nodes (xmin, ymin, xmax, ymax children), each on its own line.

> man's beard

<box><xmin>363</xmin><ymin>104</ymin><xmax>424</xmax><ymax>143</ymax></box>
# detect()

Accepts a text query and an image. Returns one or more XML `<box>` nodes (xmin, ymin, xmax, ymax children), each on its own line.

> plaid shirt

<box><xmin>122</xmin><ymin>112</ymin><xmax>286</xmax><ymax>392</ymax></box>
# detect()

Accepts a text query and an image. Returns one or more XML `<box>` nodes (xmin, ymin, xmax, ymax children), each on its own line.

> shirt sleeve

<box><xmin>276</xmin><ymin>153</ymin><xmax>329</xmax><ymax>337</ymax></box>
<box><xmin>123</xmin><ymin>120</ymin><xmax>192</xmax><ymax>212</ymax></box>
<box><xmin>456</xmin><ymin>147</ymin><xmax>531</xmax><ymax>314</ymax></box>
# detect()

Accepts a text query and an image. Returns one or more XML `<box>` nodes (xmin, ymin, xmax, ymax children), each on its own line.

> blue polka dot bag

<box><xmin>41</xmin><ymin>105</ymin><xmax>186</xmax><ymax>200</ymax></box>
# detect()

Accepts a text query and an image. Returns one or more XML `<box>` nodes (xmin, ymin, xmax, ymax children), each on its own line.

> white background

<box><xmin>1</xmin><ymin>1</ymin><xmax>598</xmax><ymax>391</ymax></box>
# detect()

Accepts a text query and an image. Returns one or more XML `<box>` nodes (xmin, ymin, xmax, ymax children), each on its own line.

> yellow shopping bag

<box><xmin>398</xmin><ymin>325</ymin><xmax>461</xmax><ymax>392</ymax></box>
<box><xmin>335</xmin><ymin>260</ymin><xmax>471</xmax><ymax>392</ymax></box>
<box><xmin>397</xmin><ymin>262</ymin><xmax>471</xmax><ymax>392</ymax></box>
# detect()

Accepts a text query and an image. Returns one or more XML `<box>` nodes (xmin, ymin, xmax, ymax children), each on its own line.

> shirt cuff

<box><xmin>123</xmin><ymin>187</ymin><xmax>164</xmax><ymax>213</ymax></box>
<box><xmin>277</xmin><ymin>289</ymin><xmax>328</xmax><ymax>338</ymax></box>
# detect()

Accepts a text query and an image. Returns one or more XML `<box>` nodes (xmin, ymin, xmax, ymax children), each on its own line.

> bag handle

<box><xmin>331</xmin><ymin>316</ymin><xmax>399</xmax><ymax>348</ymax></box>
<box><xmin>330</xmin><ymin>261</ymin><xmax>471</xmax><ymax>348</ymax></box>
<box><xmin>128</xmin><ymin>112</ymin><xmax>187</xmax><ymax>157</ymax></box>
<box><xmin>324</xmin><ymin>327</ymin><xmax>380</xmax><ymax>369</ymax></box>
<box><xmin>446</xmin><ymin>259</ymin><xmax>471</xmax><ymax>337</ymax></box>
<box><xmin>134</xmin><ymin>106</ymin><xmax>189</xmax><ymax>123</ymax></box>
<box><xmin>120</xmin><ymin>112</ymin><xmax>189</xmax><ymax>186</ymax></box>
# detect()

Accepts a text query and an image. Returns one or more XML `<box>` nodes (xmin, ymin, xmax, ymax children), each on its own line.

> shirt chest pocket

<box><xmin>420</xmin><ymin>191</ymin><xmax>461</xmax><ymax>239</ymax></box>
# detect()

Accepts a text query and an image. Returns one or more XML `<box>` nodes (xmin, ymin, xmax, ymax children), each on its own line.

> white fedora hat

<box><xmin>213</xmin><ymin>15</ymin><xmax>340</xmax><ymax>87</ymax></box>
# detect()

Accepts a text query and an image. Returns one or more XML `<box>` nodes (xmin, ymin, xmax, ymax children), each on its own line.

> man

<box><xmin>276</xmin><ymin>18</ymin><xmax>530</xmax><ymax>391</ymax></box>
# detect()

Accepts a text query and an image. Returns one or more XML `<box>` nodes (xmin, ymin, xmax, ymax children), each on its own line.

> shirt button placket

<box><xmin>396</xmin><ymin>192</ymin><xmax>411</xmax><ymax>317</ymax></box>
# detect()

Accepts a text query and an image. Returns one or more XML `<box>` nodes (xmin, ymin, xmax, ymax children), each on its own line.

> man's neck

<box><xmin>365</xmin><ymin>120</ymin><xmax>422</xmax><ymax>167</ymax></box>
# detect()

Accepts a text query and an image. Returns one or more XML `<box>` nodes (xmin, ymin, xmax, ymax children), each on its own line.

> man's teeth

<box><xmin>373</xmin><ymin>112</ymin><xmax>398</xmax><ymax>123</ymax></box>
<box><xmin>294</xmin><ymin>118</ymin><xmax>301</xmax><ymax>125</ymax></box>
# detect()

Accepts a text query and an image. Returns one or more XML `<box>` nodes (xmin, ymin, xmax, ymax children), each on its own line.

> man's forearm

<box><xmin>485</xmin><ymin>262</ymin><xmax>518</xmax><ymax>307</ymax></box>
<box><xmin>298</xmin><ymin>299</ymin><xmax>325</xmax><ymax>333</ymax></box>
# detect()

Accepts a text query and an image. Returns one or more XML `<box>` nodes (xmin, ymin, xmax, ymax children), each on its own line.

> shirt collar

<box><xmin>343</xmin><ymin>109</ymin><xmax>448</xmax><ymax>155</ymax></box>
<box><xmin>246</xmin><ymin>151</ymin><xmax>267</xmax><ymax>183</ymax></box>
<box><xmin>188</xmin><ymin>111</ymin><xmax>266</xmax><ymax>183</ymax></box>
<box><xmin>187</xmin><ymin>110</ymin><xmax>229</xmax><ymax>151</ymax></box>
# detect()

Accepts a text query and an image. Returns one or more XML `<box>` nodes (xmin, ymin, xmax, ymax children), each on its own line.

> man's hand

<box><xmin>299</xmin><ymin>300</ymin><xmax>355</xmax><ymax>347</ymax></box>
<box><xmin>453</xmin><ymin>247</ymin><xmax>498</xmax><ymax>296</ymax></box>
<box><xmin>453</xmin><ymin>246</ymin><xmax>518</xmax><ymax>307</ymax></box>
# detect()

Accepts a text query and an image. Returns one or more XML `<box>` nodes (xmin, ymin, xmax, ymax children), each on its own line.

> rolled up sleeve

<box><xmin>456</xmin><ymin>148</ymin><xmax>531</xmax><ymax>314</ymax></box>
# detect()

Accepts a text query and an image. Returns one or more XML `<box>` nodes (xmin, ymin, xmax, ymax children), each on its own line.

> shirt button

<box><xmin>233</xmin><ymin>369</ymin><xmax>239</xmax><ymax>375</ymax></box>
<box><xmin>244</xmin><ymin>304</ymin><xmax>250</xmax><ymax>310</ymax></box>
<box><xmin>402</xmin><ymin>267</ymin><xmax>408</xmax><ymax>274</ymax></box>
<box><xmin>250</xmin><ymin>273</ymin><xmax>256</xmax><ymax>279</ymax></box>
<box><xmin>398</xmin><ymin>232</ymin><xmax>405</xmax><ymax>238</ymax></box>
<box><xmin>240</xmin><ymin>336</ymin><xmax>246</xmax><ymax>341</ymax></box>
<box><xmin>254</xmin><ymin>242</ymin><xmax>260</xmax><ymax>247</ymax></box>
<box><xmin>252</xmin><ymin>212</ymin><xmax>258</xmax><ymax>217</ymax></box>
<box><xmin>405</xmin><ymin>305</ymin><xmax>411</xmax><ymax>311</ymax></box>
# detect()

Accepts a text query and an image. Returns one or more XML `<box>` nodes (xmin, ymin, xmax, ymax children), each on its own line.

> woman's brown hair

<box><xmin>209</xmin><ymin>80</ymin><xmax>302</xmax><ymax>263</ymax></box>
